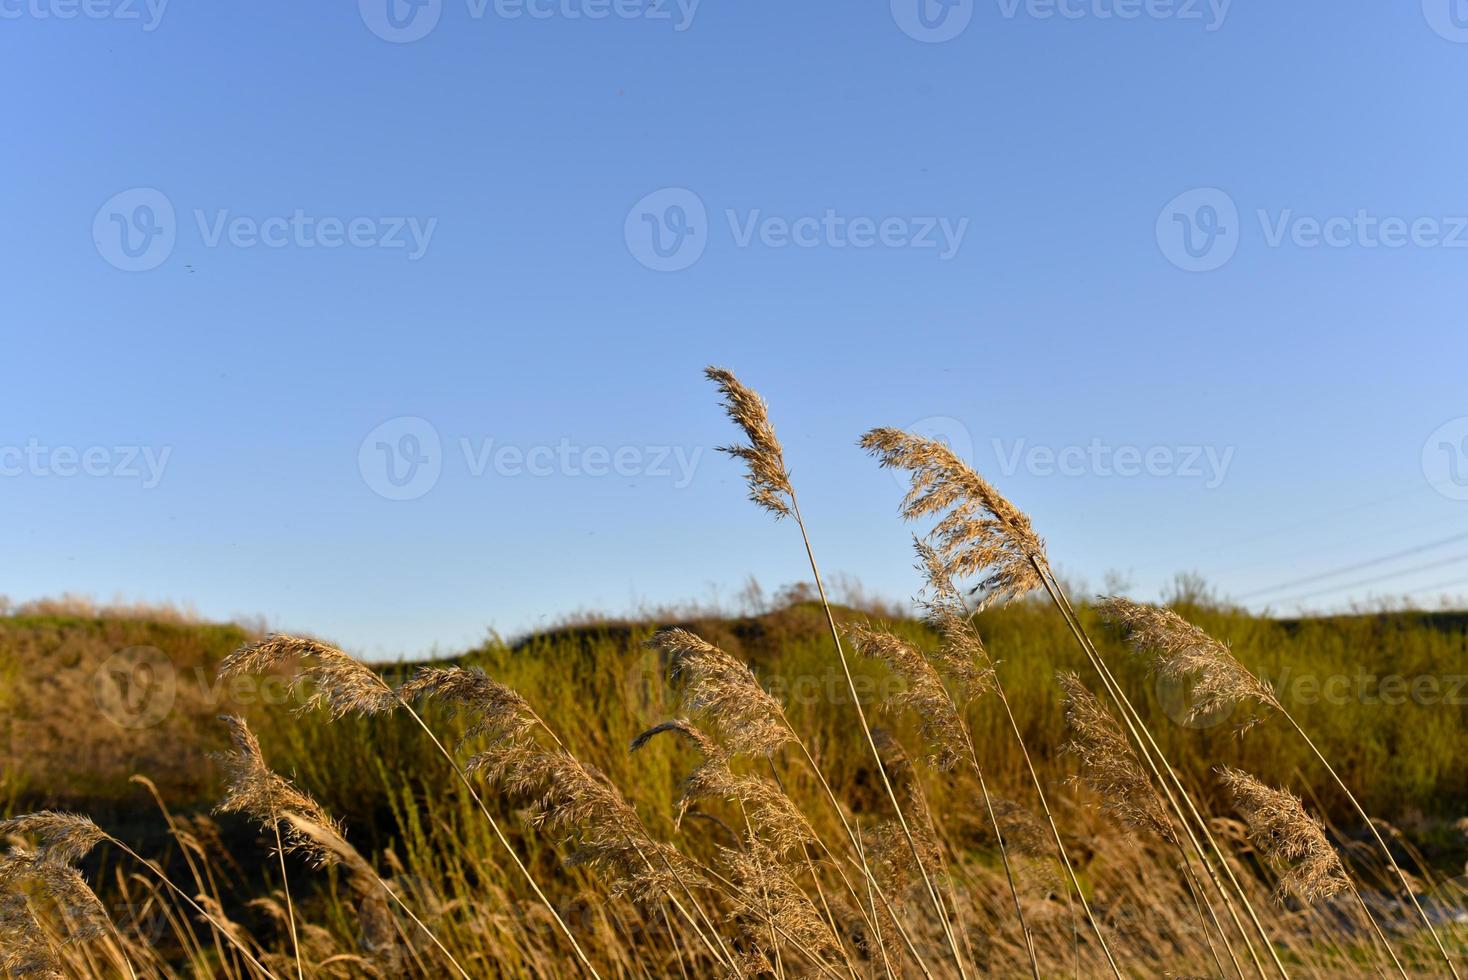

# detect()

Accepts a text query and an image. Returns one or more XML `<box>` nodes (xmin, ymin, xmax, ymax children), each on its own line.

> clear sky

<box><xmin>4</xmin><ymin>2</ymin><xmax>1467</xmax><ymax>658</ymax></box>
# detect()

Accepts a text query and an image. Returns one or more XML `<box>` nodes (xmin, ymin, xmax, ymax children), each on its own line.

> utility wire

<box><xmin>1269</xmin><ymin>551</ymin><xmax>1468</xmax><ymax>607</ymax></box>
<box><xmin>1237</xmin><ymin>530</ymin><xmax>1468</xmax><ymax>600</ymax></box>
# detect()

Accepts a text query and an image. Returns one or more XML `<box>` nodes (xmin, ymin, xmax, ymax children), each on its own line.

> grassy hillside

<box><xmin>4</xmin><ymin>598</ymin><xmax>1465</xmax><ymax>845</ymax></box>
<box><xmin>4</xmin><ymin>597</ymin><xmax>1467</xmax><ymax>977</ymax></box>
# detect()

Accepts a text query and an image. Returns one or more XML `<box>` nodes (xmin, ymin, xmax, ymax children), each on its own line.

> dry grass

<box><xmin>3</xmin><ymin>368</ymin><xmax>1467</xmax><ymax>978</ymax></box>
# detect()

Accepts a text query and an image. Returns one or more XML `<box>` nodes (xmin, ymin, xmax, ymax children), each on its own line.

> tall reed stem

<box><xmin>1034</xmin><ymin>562</ymin><xmax>1286</xmax><ymax>979</ymax></box>
<box><xmin>1283</xmin><ymin>714</ymin><xmax>1458</xmax><ymax>978</ymax></box>
<box><xmin>791</xmin><ymin>495</ymin><xmax>975</xmax><ymax>980</ymax></box>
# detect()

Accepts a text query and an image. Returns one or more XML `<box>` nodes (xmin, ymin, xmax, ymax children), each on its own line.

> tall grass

<box><xmin>2</xmin><ymin>368</ymin><xmax>1466</xmax><ymax>978</ymax></box>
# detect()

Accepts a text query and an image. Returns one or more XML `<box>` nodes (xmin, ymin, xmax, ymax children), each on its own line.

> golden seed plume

<box><xmin>213</xmin><ymin>716</ymin><xmax>402</xmax><ymax>973</ymax></box>
<box><xmin>1057</xmin><ymin>673</ymin><xmax>1176</xmax><ymax>845</ymax></box>
<box><xmin>399</xmin><ymin>665</ymin><xmax>539</xmax><ymax>746</ymax></box>
<box><xmin>631</xmin><ymin>718</ymin><xmax>816</xmax><ymax>855</ymax></box>
<box><xmin>1217</xmin><ymin>767</ymin><xmax>1348</xmax><ymax>905</ymax></box>
<box><xmin>862</xmin><ymin>428</ymin><xmax>1045</xmax><ymax>608</ymax></box>
<box><xmin>440</xmin><ymin>668</ymin><xmax>704</xmax><ymax>902</ymax></box>
<box><xmin>0</xmin><ymin>813</ymin><xmax>107</xmax><ymax>867</ymax></box>
<box><xmin>213</xmin><ymin>715</ymin><xmax>345</xmax><ymax>864</ymax></box>
<box><xmin>219</xmin><ymin>633</ymin><xmax>400</xmax><ymax>719</ymax></box>
<box><xmin>473</xmin><ymin>736</ymin><xmax>700</xmax><ymax>902</ymax></box>
<box><xmin>647</xmin><ymin>628</ymin><xmax>792</xmax><ymax>758</ymax></box>
<box><xmin>0</xmin><ymin>824</ymin><xmax>114</xmax><ymax>978</ymax></box>
<box><xmin>845</xmin><ymin>622</ymin><xmax>980</xmax><ymax>771</ymax></box>
<box><xmin>723</xmin><ymin>838</ymin><xmax>844</xmax><ymax>974</ymax></box>
<box><xmin>279</xmin><ymin>815</ymin><xmax>404</xmax><ymax>975</ymax></box>
<box><xmin>705</xmin><ymin>366</ymin><xmax>794</xmax><ymax>519</ymax></box>
<box><xmin>1097</xmin><ymin>597</ymin><xmax>1280</xmax><ymax>733</ymax></box>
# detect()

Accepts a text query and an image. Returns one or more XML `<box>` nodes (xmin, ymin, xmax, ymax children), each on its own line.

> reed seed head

<box><xmin>1057</xmin><ymin>672</ymin><xmax>1176</xmax><ymax>845</ymax></box>
<box><xmin>219</xmin><ymin>633</ymin><xmax>400</xmax><ymax>719</ymax></box>
<box><xmin>0</xmin><ymin>813</ymin><xmax>107</xmax><ymax>867</ymax></box>
<box><xmin>862</xmin><ymin>427</ymin><xmax>1045</xmax><ymax>608</ymax></box>
<box><xmin>647</xmin><ymin>628</ymin><xmax>792</xmax><ymax>758</ymax></box>
<box><xmin>705</xmin><ymin>366</ymin><xmax>795</xmax><ymax>519</ymax></box>
<box><xmin>1217</xmin><ymin>767</ymin><xmax>1348</xmax><ymax>905</ymax></box>
<box><xmin>845</xmin><ymin>622</ymin><xmax>976</xmax><ymax>771</ymax></box>
<box><xmin>632</xmin><ymin>718</ymin><xmax>816</xmax><ymax>854</ymax></box>
<box><xmin>399</xmin><ymin>665</ymin><xmax>540</xmax><ymax>746</ymax></box>
<box><xmin>213</xmin><ymin>715</ymin><xmax>346</xmax><ymax>866</ymax></box>
<box><xmin>1098</xmin><ymin>597</ymin><xmax>1280</xmax><ymax>733</ymax></box>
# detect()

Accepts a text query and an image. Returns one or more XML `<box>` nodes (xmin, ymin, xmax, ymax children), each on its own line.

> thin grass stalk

<box><xmin>269</xmin><ymin>817</ymin><xmax>303</xmax><ymax>980</ymax></box>
<box><xmin>1281</xmin><ymin>713</ymin><xmax>1459</xmax><ymax>978</ymax></box>
<box><xmin>396</xmin><ymin>703</ymin><xmax>606</xmax><ymax>978</ymax></box>
<box><xmin>1040</xmin><ymin>568</ymin><xmax>1279</xmax><ymax>977</ymax></box>
<box><xmin>1036</xmin><ymin>566</ymin><xmax>1285</xmax><ymax>979</ymax></box>
<box><xmin>967</xmin><ymin>761</ymin><xmax>1041</xmax><ymax>978</ymax></box>
<box><xmin>1100</xmin><ymin>595</ymin><xmax>1458</xmax><ymax>977</ymax></box>
<box><xmin>845</xmin><ymin>618</ymin><xmax>1041</xmax><ymax>978</ymax></box>
<box><xmin>762</xmin><ymin>757</ymin><xmax>864</xmax><ymax>980</ymax></box>
<box><xmin>787</xmin><ymin>694</ymin><xmax>937</xmax><ymax>980</ymax></box>
<box><xmin>103</xmin><ymin>837</ymin><xmax>282</xmax><ymax>980</ymax></box>
<box><xmin>991</xmin><ymin>682</ymin><xmax>1124</xmax><ymax>979</ymax></box>
<box><xmin>705</xmin><ymin>369</ymin><xmax>965</xmax><ymax>976</ymax></box>
<box><xmin>129</xmin><ymin>776</ymin><xmax>234</xmax><ymax>977</ymax></box>
<box><xmin>789</xmin><ymin>494</ymin><xmax>973</xmax><ymax>980</ymax></box>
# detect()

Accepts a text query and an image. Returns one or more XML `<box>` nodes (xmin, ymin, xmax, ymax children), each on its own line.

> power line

<box><xmin>1236</xmin><ymin>530</ymin><xmax>1468</xmax><ymax>600</ymax></box>
<box><xmin>1190</xmin><ymin>484</ymin><xmax>1429</xmax><ymax>559</ymax></box>
<box><xmin>1269</xmin><ymin>550</ymin><xmax>1468</xmax><ymax>607</ymax></box>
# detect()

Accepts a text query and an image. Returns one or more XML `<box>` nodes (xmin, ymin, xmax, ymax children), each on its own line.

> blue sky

<box><xmin>4</xmin><ymin>2</ymin><xmax>1467</xmax><ymax>658</ymax></box>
